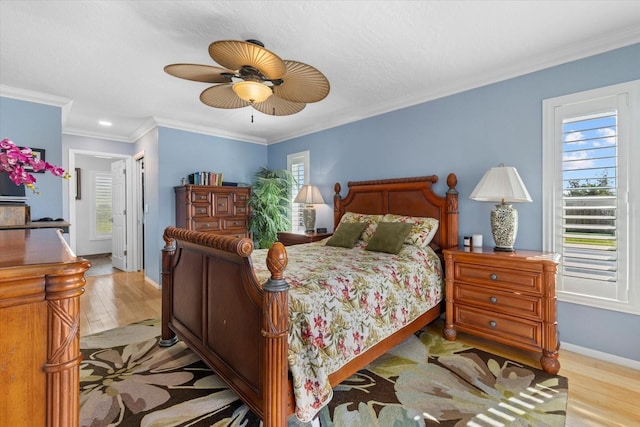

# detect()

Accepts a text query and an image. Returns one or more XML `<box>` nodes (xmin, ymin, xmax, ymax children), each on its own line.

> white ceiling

<box><xmin>1</xmin><ymin>1</ymin><xmax>639</xmax><ymax>145</ymax></box>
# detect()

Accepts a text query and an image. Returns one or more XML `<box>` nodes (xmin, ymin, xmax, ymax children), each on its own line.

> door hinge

<box><xmin>124</xmin><ymin>250</ymin><xmax>127</xmax><ymax>256</ymax></box>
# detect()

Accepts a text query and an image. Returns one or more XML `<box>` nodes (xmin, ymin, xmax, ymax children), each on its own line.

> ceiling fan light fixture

<box><xmin>232</xmin><ymin>81</ymin><xmax>272</xmax><ymax>103</ymax></box>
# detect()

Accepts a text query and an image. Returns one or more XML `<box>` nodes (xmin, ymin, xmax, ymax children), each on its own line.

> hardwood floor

<box><xmin>80</xmin><ymin>270</ymin><xmax>162</xmax><ymax>336</ymax></box>
<box><xmin>79</xmin><ymin>271</ymin><xmax>640</xmax><ymax>426</ymax></box>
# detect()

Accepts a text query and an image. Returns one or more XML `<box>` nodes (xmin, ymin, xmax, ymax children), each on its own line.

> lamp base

<box><xmin>302</xmin><ymin>206</ymin><xmax>316</xmax><ymax>234</ymax></box>
<box><xmin>490</xmin><ymin>202</ymin><xmax>518</xmax><ymax>252</ymax></box>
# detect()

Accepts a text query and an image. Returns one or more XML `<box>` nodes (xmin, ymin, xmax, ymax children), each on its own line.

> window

<box><xmin>543</xmin><ymin>80</ymin><xmax>639</xmax><ymax>314</ymax></box>
<box><xmin>92</xmin><ymin>171</ymin><xmax>112</xmax><ymax>239</ymax></box>
<box><xmin>287</xmin><ymin>151</ymin><xmax>310</xmax><ymax>233</ymax></box>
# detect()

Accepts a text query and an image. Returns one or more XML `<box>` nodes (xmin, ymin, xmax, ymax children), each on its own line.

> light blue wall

<box><xmin>146</xmin><ymin>127</ymin><xmax>267</xmax><ymax>283</ymax></box>
<box><xmin>268</xmin><ymin>43</ymin><xmax>640</xmax><ymax>362</ymax></box>
<box><xmin>0</xmin><ymin>97</ymin><xmax>64</xmax><ymax>219</ymax></box>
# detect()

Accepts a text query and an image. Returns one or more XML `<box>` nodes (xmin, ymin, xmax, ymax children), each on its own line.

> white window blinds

<box><xmin>561</xmin><ymin>112</ymin><xmax>619</xmax><ymax>288</ymax></box>
<box><xmin>287</xmin><ymin>151</ymin><xmax>310</xmax><ymax>233</ymax></box>
<box><xmin>94</xmin><ymin>172</ymin><xmax>113</xmax><ymax>237</ymax></box>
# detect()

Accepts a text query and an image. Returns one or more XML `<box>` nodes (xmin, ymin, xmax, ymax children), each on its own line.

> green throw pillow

<box><xmin>325</xmin><ymin>222</ymin><xmax>367</xmax><ymax>248</ymax></box>
<box><xmin>365</xmin><ymin>222</ymin><xmax>413</xmax><ymax>254</ymax></box>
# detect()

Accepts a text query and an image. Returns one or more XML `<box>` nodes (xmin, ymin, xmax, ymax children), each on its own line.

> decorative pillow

<box><xmin>325</xmin><ymin>222</ymin><xmax>367</xmax><ymax>248</ymax></box>
<box><xmin>365</xmin><ymin>222</ymin><xmax>413</xmax><ymax>254</ymax></box>
<box><xmin>338</xmin><ymin>212</ymin><xmax>384</xmax><ymax>242</ymax></box>
<box><xmin>382</xmin><ymin>214</ymin><xmax>439</xmax><ymax>248</ymax></box>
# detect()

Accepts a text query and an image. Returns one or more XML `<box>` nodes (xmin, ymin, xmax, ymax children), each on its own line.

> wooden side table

<box><xmin>277</xmin><ymin>231</ymin><xmax>332</xmax><ymax>246</ymax></box>
<box><xmin>443</xmin><ymin>247</ymin><xmax>561</xmax><ymax>374</ymax></box>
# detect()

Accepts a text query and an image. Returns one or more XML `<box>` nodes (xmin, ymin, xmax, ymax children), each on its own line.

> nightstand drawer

<box><xmin>455</xmin><ymin>263</ymin><xmax>542</xmax><ymax>294</ymax></box>
<box><xmin>453</xmin><ymin>305</ymin><xmax>542</xmax><ymax>350</ymax></box>
<box><xmin>454</xmin><ymin>283</ymin><xmax>542</xmax><ymax>320</ymax></box>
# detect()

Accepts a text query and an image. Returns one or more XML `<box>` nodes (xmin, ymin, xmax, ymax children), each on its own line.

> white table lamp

<box><xmin>294</xmin><ymin>185</ymin><xmax>325</xmax><ymax>233</ymax></box>
<box><xmin>470</xmin><ymin>165</ymin><xmax>532</xmax><ymax>251</ymax></box>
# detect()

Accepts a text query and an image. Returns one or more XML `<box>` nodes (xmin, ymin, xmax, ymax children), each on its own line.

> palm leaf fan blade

<box><xmin>200</xmin><ymin>85</ymin><xmax>250</xmax><ymax>109</ymax></box>
<box><xmin>164</xmin><ymin>64</ymin><xmax>233</xmax><ymax>83</ymax></box>
<box><xmin>273</xmin><ymin>60</ymin><xmax>330</xmax><ymax>104</ymax></box>
<box><xmin>209</xmin><ymin>40</ymin><xmax>286</xmax><ymax>79</ymax></box>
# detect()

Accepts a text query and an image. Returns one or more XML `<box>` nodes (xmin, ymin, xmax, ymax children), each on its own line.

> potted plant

<box><xmin>249</xmin><ymin>166</ymin><xmax>296</xmax><ymax>249</ymax></box>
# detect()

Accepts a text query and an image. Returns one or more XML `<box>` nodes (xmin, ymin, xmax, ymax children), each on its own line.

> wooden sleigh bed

<box><xmin>160</xmin><ymin>173</ymin><xmax>459</xmax><ymax>426</ymax></box>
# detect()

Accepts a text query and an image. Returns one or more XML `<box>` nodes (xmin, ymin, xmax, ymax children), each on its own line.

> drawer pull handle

<box><xmin>489</xmin><ymin>320</ymin><xmax>497</xmax><ymax>328</ymax></box>
<box><xmin>490</xmin><ymin>273</ymin><xmax>498</xmax><ymax>281</ymax></box>
<box><xmin>490</xmin><ymin>296</ymin><xmax>497</xmax><ymax>304</ymax></box>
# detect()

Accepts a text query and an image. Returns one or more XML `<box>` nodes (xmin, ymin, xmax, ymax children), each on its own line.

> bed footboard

<box><xmin>160</xmin><ymin>226</ymin><xmax>290</xmax><ymax>426</ymax></box>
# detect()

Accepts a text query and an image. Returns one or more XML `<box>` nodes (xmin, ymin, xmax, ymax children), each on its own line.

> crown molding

<box><xmin>0</xmin><ymin>85</ymin><xmax>72</xmax><ymax>107</ymax></box>
<box><xmin>154</xmin><ymin>116</ymin><xmax>268</xmax><ymax>145</ymax></box>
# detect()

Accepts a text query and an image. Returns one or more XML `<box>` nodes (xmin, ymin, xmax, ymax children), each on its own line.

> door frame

<box><xmin>68</xmin><ymin>149</ymin><xmax>137</xmax><ymax>270</ymax></box>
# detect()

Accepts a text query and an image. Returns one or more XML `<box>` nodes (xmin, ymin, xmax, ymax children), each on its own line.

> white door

<box><xmin>111</xmin><ymin>160</ymin><xmax>127</xmax><ymax>271</ymax></box>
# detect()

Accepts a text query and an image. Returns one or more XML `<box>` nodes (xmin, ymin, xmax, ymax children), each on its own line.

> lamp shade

<box><xmin>294</xmin><ymin>185</ymin><xmax>325</xmax><ymax>205</ymax></box>
<box><xmin>469</xmin><ymin>166</ymin><xmax>532</xmax><ymax>203</ymax></box>
<box><xmin>232</xmin><ymin>81</ymin><xmax>272</xmax><ymax>103</ymax></box>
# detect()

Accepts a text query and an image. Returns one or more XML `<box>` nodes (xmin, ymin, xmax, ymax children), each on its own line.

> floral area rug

<box><xmin>79</xmin><ymin>319</ymin><xmax>568</xmax><ymax>426</ymax></box>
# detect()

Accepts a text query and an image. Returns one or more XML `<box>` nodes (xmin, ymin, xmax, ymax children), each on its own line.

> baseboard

<box><xmin>144</xmin><ymin>275</ymin><xmax>161</xmax><ymax>289</ymax></box>
<box><xmin>561</xmin><ymin>341</ymin><xmax>640</xmax><ymax>370</ymax></box>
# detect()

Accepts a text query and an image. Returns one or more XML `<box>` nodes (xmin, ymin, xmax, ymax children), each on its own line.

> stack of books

<box><xmin>187</xmin><ymin>171</ymin><xmax>224</xmax><ymax>186</ymax></box>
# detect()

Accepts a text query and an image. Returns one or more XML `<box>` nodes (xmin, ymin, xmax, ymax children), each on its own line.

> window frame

<box><xmin>542</xmin><ymin>80</ymin><xmax>639</xmax><ymax>315</ymax></box>
<box><xmin>287</xmin><ymin>150</ymin><xmax>310</xmax><ymax>233</ymax></box>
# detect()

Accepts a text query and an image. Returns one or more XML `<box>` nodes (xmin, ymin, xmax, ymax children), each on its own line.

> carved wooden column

<box><xmin>159</xmin><ymin>230</ymin><xmax>178</xmax><ymax>346</ymax></box>
<box><xmin>44</xmin><ymin>268</ymin><xmax>88</xmax><ymax>427</ymax></box>
<box><xmin>541</xmin><ymin>260</ymin><xmax>560</xmax><ymax>374</ymax></box>
<box><xmin>442</xmin><ymin>250</ymin><xmax>457</xmax><ymax>341</ymax></box>
<box><xmin>262</xmin><ymin>242</ymin><xmax>289</xmax><ymax>427</ymax></box>
<box><xmin>445</xmin><ymin>173</ymin><xmax>459</xmax><ymax>249</ymax></box>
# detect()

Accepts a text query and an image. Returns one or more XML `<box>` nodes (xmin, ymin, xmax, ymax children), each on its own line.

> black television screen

<box><xmin>0</xmin><ymin>172</ymin><xmax>27</xmax><ymax>200</ymax></box>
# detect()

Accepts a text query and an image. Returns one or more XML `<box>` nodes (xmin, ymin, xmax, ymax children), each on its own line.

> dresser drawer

<box><xmin>453</xmin><ymin>305</ymin><xmax>542</xmax><ymax>350</ymax></box>
<box><xmin>455</xmin><ymin>262</ymin><xmax>542</xmax><ymax>294</ymax></box>
<box><xmin>454</xmin><ymin>283</ymin><xmax>542</xmax><ymax>320</ymax></box>
<box><xmin>214</xmin><ymin>195</ymin><xmax>230</xmax><ymax>215</ymax></box>
<box><xmin>223</xmin><ymin>217</ymin><xmax>247</xmax><ymax>230</ymax></box>
<box><xmin>193</xmin><ymin>219</ymin><xmax>221</xmax><ymax>232</ymax></box>
<box><xmin>190</xmin><ymin>189</ymin><xmax>211</xmax><ymax>203</ymax></box>
<box><xmin>190</xmin><ymin>204</ymin><xmax>212</xmax><ymax>217</ymax></box>
<box><xmin>234</xmin><ymin>204</ymin><xmax>248</xmax><ymax>215</ymax></box>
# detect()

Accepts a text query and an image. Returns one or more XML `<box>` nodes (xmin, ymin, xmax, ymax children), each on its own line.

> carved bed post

<box><xmin>262</xmin><ymin>242</ymin><xmax>290</xmax><ymax>427</ymax></box>
<box><xmin>445</xmin><ymin>173</ymin><xmax>459</xmax><ymax>249</ymax></box>
<box><xmin>333</xmin><ymin>182</ymin><xmax>342</xmax><ymax>227</ymax></box>
<box><xmin>159</xmin><ymin>231</ymin><xmax>178</xmax><ymax>347</ymax></box>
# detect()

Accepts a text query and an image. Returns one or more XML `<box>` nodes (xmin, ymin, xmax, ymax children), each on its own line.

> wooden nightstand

<box><xmin>443</xmin><ymin>247</ymin><xmax>561</xmax><ymax>374</ymax></box>
<box><xmin>277</xmin><ymin>231</ymin><xmax>332</xmax><ymax>246</ymax></box>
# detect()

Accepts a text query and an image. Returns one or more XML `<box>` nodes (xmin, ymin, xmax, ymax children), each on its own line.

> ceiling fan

<box><xmin>164</xmin><ymin>39</ymin><xmax>330</xmax><ymax>116</ymax></box>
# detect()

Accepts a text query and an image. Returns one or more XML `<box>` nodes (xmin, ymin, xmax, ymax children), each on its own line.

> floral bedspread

<box><xmin>251</xmin><ymin>239</ymin><xmax>444</xmax><ymax>422</ymax></box>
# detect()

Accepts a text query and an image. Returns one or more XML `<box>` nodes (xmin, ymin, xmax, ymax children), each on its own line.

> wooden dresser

<box><xmin>175</xmin><ymin>185</ymin><xmax>251</xmax><ymax>238</ymax></box>
<box><xmin>0</xmin><ymin>229</ymin><xmax>90</xmax><ymax>426</ymax></box>
<box><xmin>443</xmin><ymin>247</ymin><xmax>561</xmax><ymax>374</ymax></box>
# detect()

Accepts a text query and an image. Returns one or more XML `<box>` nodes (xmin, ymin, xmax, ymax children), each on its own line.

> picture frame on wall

<box><xmin>24</xmin><ymin>148</ymin><xmax>46</xmax><ymax>173</ymax></box>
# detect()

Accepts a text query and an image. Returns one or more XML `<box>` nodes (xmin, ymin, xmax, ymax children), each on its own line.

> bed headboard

<box><xmin>333</xmin><ymin>173</ymin><xmax>459</xmax><ymax>250</ymax></box>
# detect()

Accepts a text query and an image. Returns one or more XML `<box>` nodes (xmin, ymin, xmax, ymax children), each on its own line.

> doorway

<box><xmin>68</xmin><ymin>149</ymin><xmax>145</xmax><ymax>273</ymax></box>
